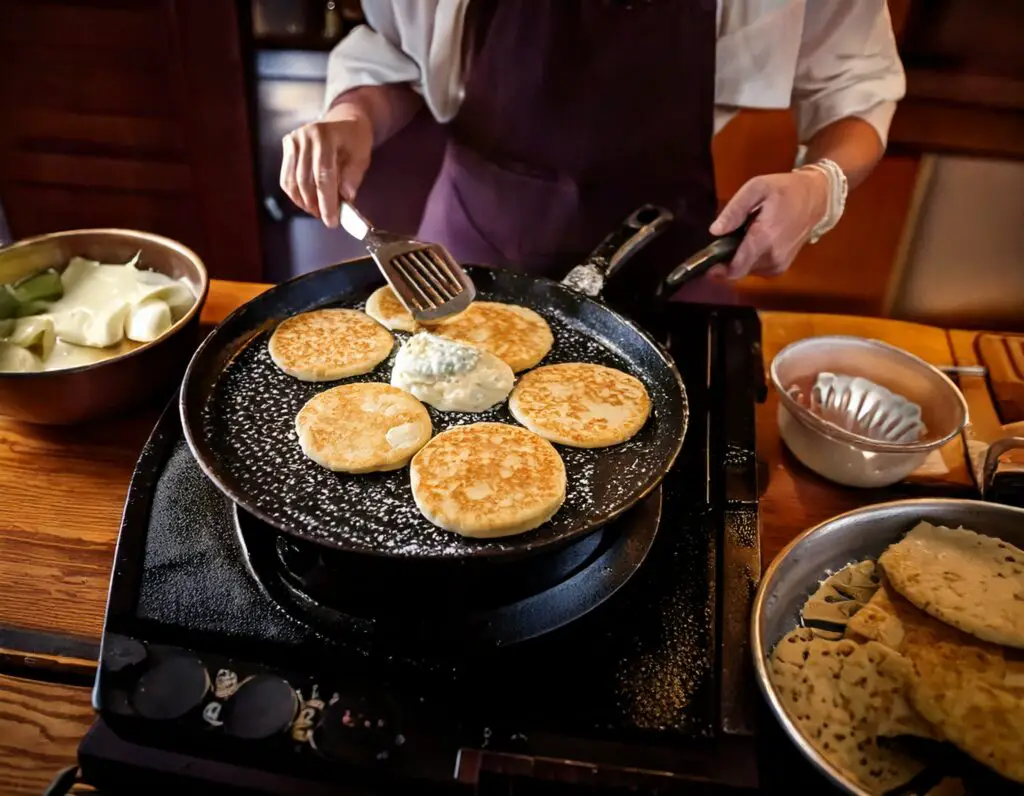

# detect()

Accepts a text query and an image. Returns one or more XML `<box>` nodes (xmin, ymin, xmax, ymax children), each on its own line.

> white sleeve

<box><xmin>791</xmin><ymin>0</ymin><xmax>907</xmax><ymax>146</ymax></box>
<box><xmin>322</xmin><ymin>0</ymin><xmax>469</xmax><ymax>122</ymax></box>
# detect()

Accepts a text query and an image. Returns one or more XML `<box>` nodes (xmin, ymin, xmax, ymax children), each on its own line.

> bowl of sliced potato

<box><xmin>0</xmin><ymin>228</ymin><xmax>208</xmax><ymax>424</ymax></box>
<box><xmin>753</xmin><ymin>498</ymin><xmax>1024</xmax><ymax>795</ymax></box>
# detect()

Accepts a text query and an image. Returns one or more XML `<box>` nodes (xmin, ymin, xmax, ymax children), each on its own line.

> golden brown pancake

<box><xmin>433</xmin><ymin>302</ymin><xmax>552</xmax><ymax>372</ymax></box>
<box><xmin>365</xmin><ymin>285</ymin><xmax>420</xmax><ymax>333</ymax></box>
<box><xmin>509</xmin><ymin>362</ymin><xmax>650</xmax><ymax>447</ymax></box>
<box><xmin>878</xmin><ymin>522</ymin><xmax>1024</xmax><ymax>648</ymax></box>
<box><xmin>847</xmin><ymin>582</ymin><xmax>1024</xmax><ymax>784</ymax></box>
<box><xmin>295</xmin><ymin>383</ymin><xmax>431</xmax><ymax>473</ymax></box>
<box><xmin>268</xmin><ymin>308</ymin><xmax>393</xmax><ymax>382</ymax></box>
<box><xmin>410</xmin><ymin>422</ymin><xmax>566</xmax><ymax>537</ymax></box>
<box><xmin>769</xmin><ymin>627</ymin><xmax>925</xmax><ymax>793</ymax></box>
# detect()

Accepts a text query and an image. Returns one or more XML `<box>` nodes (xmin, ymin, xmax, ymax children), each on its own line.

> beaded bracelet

<box><xmin>796</xmin><ymin>158</ymin><xmax>848</xmax><ymax>244</ymax></box>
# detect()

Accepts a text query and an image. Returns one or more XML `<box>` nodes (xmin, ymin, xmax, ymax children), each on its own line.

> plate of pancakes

<box><xmin>185</xmin><ymin>262</ymin><xmax>686</xmax><ymax>560</ymax></box>
<box><xmin>753</xmin><ymin>498</ymin><xmax>1024</xmax><ymax>796</ymax></box>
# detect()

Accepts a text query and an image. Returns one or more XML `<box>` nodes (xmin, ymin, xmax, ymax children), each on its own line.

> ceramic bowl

<box><xmin>770</xmin><ymin>336</ymin><xmax>967</xmax><ymax>488</ymax></box>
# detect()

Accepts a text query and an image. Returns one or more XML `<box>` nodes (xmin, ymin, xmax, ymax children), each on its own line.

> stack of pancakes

<box><xmin>769</xmin><ymin>522</ymin><xmax>1024</xmax><ymax>794</ymax></box>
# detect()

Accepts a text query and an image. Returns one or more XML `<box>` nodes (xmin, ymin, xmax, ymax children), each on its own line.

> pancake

<box><xmin>847</xmin><ymin>582</ymin><xmax>1024</xmax><ymax>784</ymax></box>
<box><xmin>509</xmin><ymin>362</ymin><xmax>651</xmax><ymax>448</ymax></box>
<box><xmin>769</xmin><ymin>627</ymin><xmax>925</xmax><ymax>794</ymax></box>
<box><xmin>878</xmin><ymin>522</ymin><xmax>1024</xmax><ymax>648</ymax></box>
<box><xmin>410</xmin><ymin>422</ymin><xmax>566</xmax><ymax>538</ymax></box>
<box><xmin>268</xmin><ymin>308</ymin><xmax>393</xmax><ymax>382</ymax></box>
<box><xmin>365</xmin><ymin>285</ymin><xmax>470</xmax><ymax>333</ymax></box>
<box><xmin>434</xmin><ymin>301</ymin><xmax>552</xmax><ymax>372</ymax></box>
<box><xmin>365</xmin><ymin>285</ymin><xmax>419</xmax><ymax>333</ymax></box>
<box><xmin>295</xmin><ymin>383</ymin><xmax>431</xmax><ymax>473</ymax></box>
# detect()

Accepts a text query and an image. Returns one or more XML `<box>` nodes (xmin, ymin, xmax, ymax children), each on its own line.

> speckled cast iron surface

<box><xmin>181</xmin><ymin>261</ymin><xmax>687</xmax><ymax>561</ymax></box>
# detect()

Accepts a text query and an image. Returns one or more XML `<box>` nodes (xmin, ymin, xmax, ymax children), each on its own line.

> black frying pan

<box><xmin>180</xmin><ymin>207</ymin><xmax>748</xmax><ymax>562</ymax></box>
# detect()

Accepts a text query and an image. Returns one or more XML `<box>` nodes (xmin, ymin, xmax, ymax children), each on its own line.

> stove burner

<box><xmin>233</xmin><ymin>489</ymin><xmax>662</xmax><ymax>650</ymax></box>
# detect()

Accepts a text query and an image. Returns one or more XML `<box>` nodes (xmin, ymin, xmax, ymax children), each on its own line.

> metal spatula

<box><xmin>340</xmin><ymin>201</ymin><xmax>475</xmax><ymax>322</ymax></box>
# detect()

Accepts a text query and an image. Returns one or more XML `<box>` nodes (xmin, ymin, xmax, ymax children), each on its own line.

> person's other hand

<box><xmin>707</xmin><ymin>169</ymin><xmax>829</xmax><ymax>279</ymax></box>
<box><xmin>280</xmin><ymin>103</ymin><xmax>374</xmax><ymax>229</ymax></box>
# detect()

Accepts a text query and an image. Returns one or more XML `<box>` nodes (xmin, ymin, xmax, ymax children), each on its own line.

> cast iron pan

<box><xmin>180</xmin><ymin>207</ymin><xmax>750</xmax><ymax>562</ymax></box>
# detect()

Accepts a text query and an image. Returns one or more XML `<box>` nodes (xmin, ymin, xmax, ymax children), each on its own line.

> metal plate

<box><xmin>181</xmin><ymin>260</ymin><xmax>686</xmax><ymax>561</ymax></box>
<box><xmin>751</xmin><ymin>498</ymin><xmax>1024</xmax><ymax>796</ymax></box>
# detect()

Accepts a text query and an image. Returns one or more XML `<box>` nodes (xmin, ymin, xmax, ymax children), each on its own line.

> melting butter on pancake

<box><xmin>433</xmin><ymin>301</ymin><xmax>552</xmax><ymax>372</ymax></box>
<box><xmin>410</xmin><ymin>422</ymin><xmax>566</xmax><ymax>538</ymax></box>
<box><xmin>295</xmin><ymin>383</ymin><xmax>431</xmax><ymax>473</ymax></box>
<box><xmin>268</xmin><ymin>308</ymin><xmax>393</xmax><ymax>382</ymax></box>
<box><xmin>509</xmin><ymin>362</ymin><xmax>651</xmax><ymax>448</ymax></box>
<box><xmin>391</xmin><ymin>332</ymin><xmax>514</xmax><ymax>412</ymax></box>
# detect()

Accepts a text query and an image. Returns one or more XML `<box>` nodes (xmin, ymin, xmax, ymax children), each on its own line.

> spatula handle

<box><xmin>339</xmin><ymin>201</ymin><xmax>373</xmax><ymax>241</ymax></box>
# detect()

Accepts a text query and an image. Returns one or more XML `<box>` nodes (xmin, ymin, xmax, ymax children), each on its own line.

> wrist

<box><xmin>795</xmin><ymin>158</ymin><xmax>848</xmax><ymax>244</ymax></box>
<box><xmin>324</xmin><ymin>93</ymin><xmax>375</xmax><ymax>131</ymax></box>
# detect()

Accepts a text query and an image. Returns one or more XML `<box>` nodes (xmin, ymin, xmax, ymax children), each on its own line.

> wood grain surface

<box><xmin>0</xmin><ymin>282</ymin><xmax>990</xmax><ymax>789</ymax></box>
<box><xmin>0</xmin><ymin>282</ymin><xmax>267</xmax><ymax>641</ymax></box>
<box><xmin>0</xmin><ymin>674</ymin><xmax>94</xmax><ymax>794</ymax></box>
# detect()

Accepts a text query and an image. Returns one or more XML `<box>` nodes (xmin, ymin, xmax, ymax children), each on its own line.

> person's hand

<box><xmin>708</xmin><ymin>169</ymin><xmax>829</xmax><ymax>279</ymax></box>
<box><xmin>279</xmin><ymin>103</ymin><xmax>374</xmax><ymax>229</ymax></box>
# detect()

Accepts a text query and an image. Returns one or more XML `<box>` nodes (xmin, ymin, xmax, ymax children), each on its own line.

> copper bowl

<box><xmin>0</xmin><ymin>229</ymin><xmax>209</xmax><ymax>425</ymax></box>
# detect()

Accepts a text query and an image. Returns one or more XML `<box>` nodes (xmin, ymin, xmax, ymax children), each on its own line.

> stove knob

<box><xmin>102</xmin><ymin>635</ymin><xmax>148</xmax><ymax>675</ymax></box>
<box><xmin>131</xmin><ymin>655</ymin><xmax>210</xmax><ymax>720</ymax></box>
<box><xmin>310</xmin><ymin>694</ymin><xmax>402</xmax><ymax>763</ymax></box>
<box><xmin>220</xmin><ymin>674</ymin><xmax>299</xmax><ymax>740</ymax></box>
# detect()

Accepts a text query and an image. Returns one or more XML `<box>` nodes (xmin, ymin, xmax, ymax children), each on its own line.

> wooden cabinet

<box><xmin>0</xmin><ymin>0</ymin><xmax>263</xmax><ymax>281</ymax></box>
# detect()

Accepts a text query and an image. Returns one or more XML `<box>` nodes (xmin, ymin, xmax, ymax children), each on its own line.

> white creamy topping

<box><xmin>397</xmin><ymin>332</ymin><xmax>480</xmax><ymax>379</ymax></box>
<box><xmin>391</xmin><ymin>332</ymin><xmax>514</xmax><ymax>413</ymax></box>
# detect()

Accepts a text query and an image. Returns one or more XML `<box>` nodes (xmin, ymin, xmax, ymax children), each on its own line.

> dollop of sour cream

<box><xmin>391</xmin><ymin>332</ymin><xmax>514</xmax><ymax>413</ymax></box>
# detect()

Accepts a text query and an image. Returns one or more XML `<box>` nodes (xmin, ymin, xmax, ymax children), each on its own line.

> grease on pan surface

<box><xmin>201</xmin><ymin>288</ymin><xmax>681</xmax><ymax>558</ymax></box>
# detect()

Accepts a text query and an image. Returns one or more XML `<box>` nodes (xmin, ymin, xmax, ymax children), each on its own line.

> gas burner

<box><xmin>233</xmin><ymin>490</ymin><xmax>662</xmax><ymax>650</ymax></box>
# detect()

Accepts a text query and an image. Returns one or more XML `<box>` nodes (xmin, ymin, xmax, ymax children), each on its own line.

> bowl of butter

<box><xmin>0</xmin><ymin>228</ymin><xmax>209</xmax><ymax>424</ymax></box>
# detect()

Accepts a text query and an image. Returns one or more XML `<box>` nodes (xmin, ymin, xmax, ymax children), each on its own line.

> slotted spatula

<box><xmin>339</xmin><ymin>201</ymin><xmax>475</xmax><ymax>322</ymax></box>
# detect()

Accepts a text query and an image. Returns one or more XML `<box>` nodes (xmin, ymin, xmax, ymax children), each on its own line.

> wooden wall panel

<box><xmin>0</xmin><ymin>0</ymin><xmax>262</xmax><ymax>281</ymax></box>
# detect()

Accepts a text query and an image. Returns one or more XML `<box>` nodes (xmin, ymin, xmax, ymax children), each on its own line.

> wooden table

<box><xmin>0</xmin><ymin>283</ymin><xmax>986</xmax><ymax>794</ymax></box>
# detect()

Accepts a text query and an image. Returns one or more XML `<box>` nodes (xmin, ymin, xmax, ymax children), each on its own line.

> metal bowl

<box><xmin>0</xmin><ymin>229</ymin><xmax>209</xmax><ymax>424</ymax></box>
<box><xmin>751</xmin><ymin>498</ymin><xmax>1024</xmax><ymax>796</ymax></box>
<box><xmin>770</xmin><ymin>336</ymin><xmax>968</xmax><ymax>487</ymax></box>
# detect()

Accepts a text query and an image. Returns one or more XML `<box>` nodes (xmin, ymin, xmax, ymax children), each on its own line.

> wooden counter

<box><xmin>0</xmin><ymin>282</ymin><xmax>986</xmax><ymax>794</ymax></box>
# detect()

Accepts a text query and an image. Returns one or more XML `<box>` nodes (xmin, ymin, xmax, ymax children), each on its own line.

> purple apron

<box><xmin>417</xmin><ymin>0</ymin><xmax>733</xmax><ymax>305</ymax></box>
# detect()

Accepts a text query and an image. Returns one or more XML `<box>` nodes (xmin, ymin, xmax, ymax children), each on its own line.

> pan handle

<box><xmin>561</xmin><ymin>205</ymin><xmax>673</xmax><ymax>297</ymax></box>
<box><xmin>663</xmin><ymin>209</ymin><xmax>760</xmax><ymax>290</ymax></box>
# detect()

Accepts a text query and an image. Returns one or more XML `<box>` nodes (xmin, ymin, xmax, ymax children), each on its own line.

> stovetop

<box><xmin>79</xmin><ymin>305</ymin><xmax>765</xmax><ymax>795</ymax></box>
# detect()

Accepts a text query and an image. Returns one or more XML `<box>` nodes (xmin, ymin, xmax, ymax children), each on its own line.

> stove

<box><xmin>77</xmin><ymin>305</ymin><xmax>765</xmax><ymax>795</ymax></box>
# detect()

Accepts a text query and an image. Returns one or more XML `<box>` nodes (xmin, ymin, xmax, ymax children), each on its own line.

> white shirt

<box><xmin>325</xmin><ymin>0</ymin><xmax>906</xmax><ymax>145</ymax></box>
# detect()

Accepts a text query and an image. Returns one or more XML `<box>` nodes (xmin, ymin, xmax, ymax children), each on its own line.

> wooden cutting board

<box><xmin>977</xmin><ymin>333</ymin><xmax>1024</xmax><ymax>424</ymax></box>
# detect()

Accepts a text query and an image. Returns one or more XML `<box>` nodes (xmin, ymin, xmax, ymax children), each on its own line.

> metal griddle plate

<box><xmin>181</xmin><ymin>260</ymin><xmax>686</xmax><ymax>561</ymax></box>
<box><xmin>752</xmin><ymin>498</ymin><xmax>1024</xmax><ymax>796</ymax></box>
